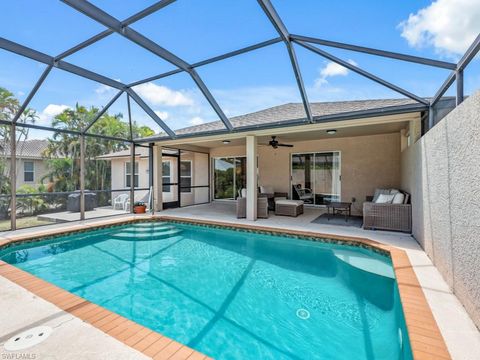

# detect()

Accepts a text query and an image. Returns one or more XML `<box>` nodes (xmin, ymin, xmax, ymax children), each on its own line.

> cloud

<box><xmin>315</xmin><ymin>60</ymin><xmax>358</xmax><ymax>87</ymax></box>
<box><xmin>154</xmin><ymin>110</ymin><xmax>169</xmax><ymax>120</ymax></box>
<box><xmin>399</xmin><ymin>0</ymin><xmax>480</xmax><ymax>56</ymax></box>
<box><xmin>38</xmin><ymin>104</ymin><xmax>70</xmax><ymax>125</ymax></box>
<box><xmin>95</xmin><ymin>81</ymin><xmax>121</xmax><ymax>96</ymax></box>
<box><xmin>134</xmin><ymin>82</ymin><xmax>194</xmax><ymax>107</ymax></box>
<box><xmin>17</xmin><ymin>91</ymin><xmax>25</xmax><ymax>97</ymax></box>
<box><xmin>189</xmin><ymin>116</ymin><xmax>205</xmax><ymax>126</ymax></box>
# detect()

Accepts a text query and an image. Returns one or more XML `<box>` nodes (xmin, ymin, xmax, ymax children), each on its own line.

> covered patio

<box><xmin>150</xmin><ymin>101</ymin><xmax>421</xmax><ymax>225</ymax></box>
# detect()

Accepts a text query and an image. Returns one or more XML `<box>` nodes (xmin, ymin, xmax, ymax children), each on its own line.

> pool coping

<box><xmin>0</xmin><ymin>215</ymin><xmax>451</xmax><ymax>360</ymax></box>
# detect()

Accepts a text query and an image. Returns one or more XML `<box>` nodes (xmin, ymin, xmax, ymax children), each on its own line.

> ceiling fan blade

<box><xmin>277</xmin><ymin>143</ymin><xmax>294</xmax><ymax>147</ymax></box>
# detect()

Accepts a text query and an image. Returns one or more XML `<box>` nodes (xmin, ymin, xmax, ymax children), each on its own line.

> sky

<box><xmin>1</xmin><ymin>0</ymin><xmax>479</xmax><ymax>137</ymax></box>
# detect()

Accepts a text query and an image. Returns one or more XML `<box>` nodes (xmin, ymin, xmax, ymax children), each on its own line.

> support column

<box><xmin>10</xmin><ymin>124</ymin><xmax>16</xmax><ymax>231</ymax></box>
<box><xmin>148</xmin><ymin>143</ymin><xmax>154</xmax><ymax>214</ymax></box>
<box><xmin>79</xmin><ymin>135</ymin><xmax>85</xmax><ymax>220</ymax></box>
<box><xmin>456</xmin><ymin>69</ymin><xmax>464</xmax><ymax>106</ymax></box>
<box><xmin>130</xmin><ymin>143</ymin><xmax>135</xmax><ymax>213</ymax></box>
<box><xmin>153</xmin><ymin>145</ymin><xmax>163</xmax><ymax>212</ymax></box>
<box><xmin>246</xmin><ymin>135</ymin><xmax>257</xmax><ymax>221</ymax></box>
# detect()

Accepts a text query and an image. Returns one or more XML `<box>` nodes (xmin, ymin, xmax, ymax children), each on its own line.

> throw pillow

<box><xmin>375</xmin><ymin>194</ymin><xmax>395</xmax><ymax>204</ymax></box>
<box><xmin>392</xmin><ymin>192</ymin><xmax>405</xmax><ymax>204</ymax></box>
<box><xmin>373</xmin><ymin>188</ymin><xmax>390</xmax><ymax>202</ymax></box>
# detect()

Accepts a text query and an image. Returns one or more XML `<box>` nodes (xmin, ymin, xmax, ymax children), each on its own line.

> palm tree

<box><xmin>43</xmin><ymin>106</ymin><xmax>154</xmax><ymax>193</ymax></box>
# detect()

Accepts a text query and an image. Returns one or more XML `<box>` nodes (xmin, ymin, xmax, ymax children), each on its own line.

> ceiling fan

<box><xmin>261</xmin><ymin>136</ymin><xmax>294</xmax><ymax>149</ymax></box>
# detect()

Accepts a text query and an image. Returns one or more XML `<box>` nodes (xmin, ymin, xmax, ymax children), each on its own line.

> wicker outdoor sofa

<box><xmin>363</xmin><ymin>190</ymin><xmax>412</xmax><ymax>233</ymax></box>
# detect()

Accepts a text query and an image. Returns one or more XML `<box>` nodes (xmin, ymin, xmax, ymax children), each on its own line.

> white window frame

<box><xmin>162</xmin><ymin>160</ymin><xmax>171</xmax><ymax>193</ymax></box>
<box><xmin>23</xmin><ymin>161</ymin><xmax>35</xmax><ymax>183</ymax></box>
<box><xmin>180</xmin><ymin>160</ymin><xmax>192</xmax><ymax>194</ymax></box>
<box><xmin>125</xmin><ymin>161</ymin><xmax>139</xmax><ymax>188</ymax></box>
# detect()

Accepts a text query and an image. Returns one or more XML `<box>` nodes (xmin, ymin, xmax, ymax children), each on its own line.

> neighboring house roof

<box><xmin>97</xmin><ymin>146</ymin><xmax>149</xmax><ymax>160</ymax></box>
<box><xmin>0</xmin><ymin>139</ymin><xmax>49</xmax><ymax>159</ymax></box>
<box><xmin>141</xmin><ymin>98</ymin><xmax>426</xmax><ymax>141</ymax></box>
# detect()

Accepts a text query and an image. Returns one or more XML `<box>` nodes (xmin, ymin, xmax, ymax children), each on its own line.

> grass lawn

<box><xmin>0</xmin><ymin>216</ymin><xmax>52</xmax><ymax>232</ymax></box>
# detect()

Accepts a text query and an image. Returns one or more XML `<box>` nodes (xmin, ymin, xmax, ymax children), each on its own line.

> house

<box><xmin>138</xmin><ymin>98</ymin><xmax>424</xmax><ymax>217</ymax></box>
<box><xmin>98</xmin><ymin>145</ymin><xmax>209</xmax><ymax>208</ymax></box>
<box><xmin>0</xmin><ymin>140</ymin><xmax>50</xmax><ymax>189</ymax></box>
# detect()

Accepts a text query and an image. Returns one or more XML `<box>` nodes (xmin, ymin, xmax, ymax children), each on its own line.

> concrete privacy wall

<box><xmin>401</xmin><ymin>91</ymin><xmax>480</xmax><ymax>328</ymax></box>
<box><xmin>211</xmin><ymin>132</ymin><xmax>401</xmax><ymax>215</ymax></box>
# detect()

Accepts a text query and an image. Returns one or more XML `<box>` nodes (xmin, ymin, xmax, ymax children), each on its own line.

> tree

<box><xmin>43</xmin><ymin>105</ymin><xmax>154</xmax><ymax>193</ymax></box>
<box><xmin>0</xmin><ymin>88</ymin><xmax>38</xmax><ymax>219</ymax></box>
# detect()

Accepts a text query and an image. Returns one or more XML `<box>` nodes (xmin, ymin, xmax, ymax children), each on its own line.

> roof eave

<box><xmin>134</xmin><ymin>102</ymin><xmax>427</xmax><ymax>144</ymax></box>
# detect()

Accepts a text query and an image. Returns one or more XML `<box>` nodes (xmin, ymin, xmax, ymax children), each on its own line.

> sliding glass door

<box><xmin>291</xmin><ymin>152</ymin><xmax>340</xmax><ymax>205</ymax></box>
<box><xmin>214</xmin><ymin>157</ymin><xmax>246</xmax><ymax>199</ymax></box>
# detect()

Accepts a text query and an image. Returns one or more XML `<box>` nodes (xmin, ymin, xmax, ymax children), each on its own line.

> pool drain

<box><xmin>4</xmin><ymin>326</ymin><xmax>52</xmax><ymax>351</ymax></box>
<box><xmin>296</xmin><ymin>308</ymin><xmax>310</xmax><ymax>320</ymax></box>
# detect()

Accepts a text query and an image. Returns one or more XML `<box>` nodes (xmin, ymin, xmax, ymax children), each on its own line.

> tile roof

<box><xmin>0</xmin><ymin>139</ymin><xmax>49</xmax><ymax>159</ymax></box>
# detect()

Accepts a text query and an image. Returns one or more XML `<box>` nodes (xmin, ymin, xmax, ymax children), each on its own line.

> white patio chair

<box><xmin>113</xmin><ymin>194</ymin><xmax>129</xmax><ymax>210</ymax></box>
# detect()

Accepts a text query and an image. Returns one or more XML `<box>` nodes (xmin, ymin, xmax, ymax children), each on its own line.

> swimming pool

<box><xmin>0</xmin><ymin>221</ymin><xmax>413</xmax><ymax>359</ymax></box>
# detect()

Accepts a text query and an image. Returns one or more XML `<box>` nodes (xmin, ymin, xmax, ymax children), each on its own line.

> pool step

<box><xmin>333</xmin><ymin>249</ymin><xmax>395</xmax><ymax>279</ymax></box>
<box><xmin>127</xmin><ymin>222</ymin><xmax>169</xmax><ymax>228</ymax></box>
<box><xmin>110</xmin><ymin>228</ymin><xmax>183</xmax><ymax>241</ymax></box>
<box><xmin>119</xmin><ymin>225</ymin><xmax>176</xmax><ymax>234</ymax></box>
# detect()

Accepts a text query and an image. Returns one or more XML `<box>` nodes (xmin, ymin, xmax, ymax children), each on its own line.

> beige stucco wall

<box><xmin>401</xmin><ymin>90</ymin><xmax>480</xmax><ymax>329</ymax></box>
<box><xmin>210</xmin><ymin>132</ymin><xmax>401</xmax><ymax>215</ymax></box>
<box><xmin>111</xmin><ymin>157</ymin><xmax>150</xmax><ymax>203</ymax></box>
<box><xmin>14</xmin><ymin>158</ymin><xmax>49</xmax><ymax>189</ymax></box>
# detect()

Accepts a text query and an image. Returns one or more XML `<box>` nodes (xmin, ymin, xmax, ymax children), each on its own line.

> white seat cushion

<box><xmin>276</xmin><ymin>200</ymin><xmax>304</xmax><ymax>206</ymax></box>
<box><xmin>260</xmin><ymin>185</ymin><xmax>274</xmax><ymax>194</ymax></box>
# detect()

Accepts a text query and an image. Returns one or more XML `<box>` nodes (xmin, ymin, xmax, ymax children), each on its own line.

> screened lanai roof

<box><xmin>1</xmin><ymin>0</ymin><xmax>479</xmax><ymax>143</ymax></box>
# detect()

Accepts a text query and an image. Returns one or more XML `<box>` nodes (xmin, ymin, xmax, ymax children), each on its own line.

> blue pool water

<box><xmin>0</xmin><ymin>222</ymin><xmax>412</xmax><ymax>359</ymax></box>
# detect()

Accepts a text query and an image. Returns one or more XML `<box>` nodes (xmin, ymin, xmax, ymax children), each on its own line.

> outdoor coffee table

<box><xmin>326</xmin><ymin>201</ymin><xmax>352</xmax><ymax>221</ymax></box>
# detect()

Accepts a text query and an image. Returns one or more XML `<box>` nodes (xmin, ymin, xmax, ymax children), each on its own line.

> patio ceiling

<box><xmin>1</xmin><ymin>0</ymin><xmax>479</xmax><ymax>143</ymax></box>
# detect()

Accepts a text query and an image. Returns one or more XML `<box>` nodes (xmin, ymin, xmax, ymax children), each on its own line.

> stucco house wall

<box><xmin>14</xmin><ymin>158</ymin><xmax>49</xmax><ymax>189</ymax></box>
<box><xmin>401</xmin><ymin>90</ymin><xmax>480</xmax><ymax>329</ymax></box>
<box><xmin>210</xmin><ymin>132</ymin><xmax>401</xmax><ymax>215</ymax></box>
<box><xmin>110</xmin><ymin>157</ymin><xmax>150</xmax><ymax>204</ymax></box>
<box><xmin>111</xmin><ymin>152</ymin><xmax>209</xmax><ymax>206</ymax></box>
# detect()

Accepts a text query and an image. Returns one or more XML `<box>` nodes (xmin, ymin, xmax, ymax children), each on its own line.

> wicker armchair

<box><xmin>363</xmin><ymin>194</ymin><xmax>412</xmax><ymax>233</ymax></box>
<box><xmin>236</xmin><ymin>197</ymin><xmax>269</xmax><ymax>219</ymax></box>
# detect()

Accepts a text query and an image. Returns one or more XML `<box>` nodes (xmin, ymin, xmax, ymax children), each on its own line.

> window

<box><xmin>180</xmin><ymin>160</ymin><xmax>192</xmax><ymax>193</ymax></box>
<box><xmin>125</xmin><ymin>161</ymin><xmax>139</xmax><ymax>188</ymax></box>
<box><xmin>162</xmin><ymin>160</ymin><xmax>171</xmax><ymax>192</ymax></box>
<box><xmin>24</xmin><ymin>161</ymin><xmax>34</xmax><ymax>182</ymax></box>
<box><xmin>213</xmin><ymin>157</ymin><xmax>246</xmax><ymax>199</ymax></box>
